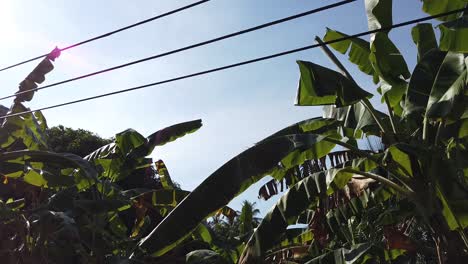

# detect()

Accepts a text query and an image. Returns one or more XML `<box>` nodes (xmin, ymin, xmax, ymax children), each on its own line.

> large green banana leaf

<box><xmin>0</xmin><ymin>103</ymin><xmax>48</xmax><ymax>151</ymax></box>
<box><xmin>146</xmin><ymin>119</ymin><xmax>202</xmax><ymax>148</ymax></box>
<box><xmin>421</xmin><ymin>0</ymin><xmax>467</xmax><ymax>22</ymax></box>
<box><xmin>425</xmin><ymin>52</ymin><xmax>466</xmax><ymax>120</ymax></box>
<box><xmin>262</xmin><ymin>117</ymin><xmax>340</xmax><ymax>141</ymax></box>
<box><xmin>366</xmin><ymin>0</ymin><xmax>410</xmax><ymax>107</ymax></box>
<box><xmin>411</xmin><ymin>23</ymin><xmax>438</xmax><ymax>61</ymax></box>
<box><xmin>403</xmin><ymin>49</ymin><xmax>447</xmax><ymax>119</ymax></box>
<box><xmin>439</xmin><ymin>17</ymin><xmax>468</xmax><ymax>53</ymax></box>
<box><xmin>322</xmin><ymin>29</ymin><xmax>378</xmax><ymax>83</ymax></box>
<box><xmin>295</xmin><ymin>61</ymin><xmax>372</xmax><ymax>107</ymax></box>
<box><xmin>369</xmin><ymin>32</ymin><xmax>410</xmax><ymax>86</ymax></box>
<box><xmin>134</xmin><ymin>134</ymin><xmax>337</xmax><ymax>257</ymax></box>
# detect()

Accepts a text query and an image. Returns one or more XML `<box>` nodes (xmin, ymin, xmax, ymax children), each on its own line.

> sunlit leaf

<box><xmin>439</xmin><ymin>17</ymin><xmax>468</xmax><ymax>52</ymax></box>
<box><xmin>421</xmin><ymin>0</ymin><xmax>467</xmax><ymax>22</ymax></box>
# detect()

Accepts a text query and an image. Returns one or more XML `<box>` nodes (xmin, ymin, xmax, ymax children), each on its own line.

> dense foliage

<box><xmin>130</xmin><ymin>1</ymin><xmax>468</xmax><ymax>263</ymax></box>
<box><xmin>0</xmin><ymin>48</ymin><xmax>207</xmax><ymax>263</ymax></box>
<box><xmin>46</xmin><ymin>126</ymin><xmax>113</xmax><ymax>157</ymax></box>
<box><xmin>1</xmin><ymin>0</ymin><xmax>467</xmax><ymax>263</ymax></box>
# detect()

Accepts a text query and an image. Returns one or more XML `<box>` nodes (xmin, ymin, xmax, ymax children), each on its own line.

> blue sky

<box><xmin>0</xmin><ymin>0</ymin><xmax>433</xmax><ymax>214</ymax></box>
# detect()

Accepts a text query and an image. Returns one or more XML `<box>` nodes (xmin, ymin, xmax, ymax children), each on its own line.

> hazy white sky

<box><xmin>0</xmin><ymin>0</ymin><xmax>431</xmax><ymax>214</ymax></box>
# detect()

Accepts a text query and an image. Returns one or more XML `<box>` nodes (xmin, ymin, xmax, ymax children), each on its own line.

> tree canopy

<box><xmin>47</xmin><ymin>125</ymin><xmax>113</xmax><ymax>157</ymax></box>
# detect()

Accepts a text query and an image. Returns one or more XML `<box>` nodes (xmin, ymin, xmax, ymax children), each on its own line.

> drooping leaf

<box><xmin>323</xmin><ymin>28</ymin><xmax>379</xmax><ymax>83</ymax></box>
<box><xmin>14</xmin><ymin>48</ymin><xmax>60</xmax><ymax>103</ymax></box>
<box><xmin>295</xmin><ymin>61</ymin><xmax>372</xmax><ymax>107</ymax></box>
<box><xmin>134</xmin><ymin>134</ymin><xmax>337</xmax><ymax>257</ymax></box>
<box><xmin>115</xmin><ymin>129</ymin><xmax>147</xmax><ymax>157</ymax></box>
<box><xmin>369</xmin><ymin>32</ymin><xmax>411</xmax><ymax>85</ymax></box>
<box><xmin>411</xmin><ymin>23</ymin><xmax>438</xmax><ymax>61</ymax></box>
<box><xmin>439</xmin><ymin>17</ymin><xmax>468</xmax><ymax>52</ymax></box>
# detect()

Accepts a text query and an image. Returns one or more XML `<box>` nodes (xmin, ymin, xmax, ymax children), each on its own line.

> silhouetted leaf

<box><xmin>411</xmin><ymin>23</ymin><xmax>438</xmax><ymax>61</ymax></box>
<box><xmin>295</xmin><ymin>61</ymin><xmax>372</xmax><ymax>107</ymax></box>
<box><xmin>146</xmin><ymin>119</ymin><xmax>202</xmax><ymax>149</ymax></box>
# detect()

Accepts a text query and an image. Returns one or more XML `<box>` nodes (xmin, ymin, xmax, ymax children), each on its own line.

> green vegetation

<box><xmin>47</xmin><ymin>126</ymin><xmax>113</xmax><ymax>157</ymax></box>
<box><xmin>1</xmin><ymin>0</ymin><xmax>467</xmax><ymax>263</ymax></box>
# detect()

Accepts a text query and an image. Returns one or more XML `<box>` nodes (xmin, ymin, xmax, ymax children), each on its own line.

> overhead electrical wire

<box><xmin>0</xmin><ymin>0</ymin><xmax>211</xmax><ymax>73</ymax></box>
<box><xmin>0</xmin><ymin>7</ymin><xmax>466</xmax><ymax>120</ymax></box>
<box><xmin>0</xmin><ymin>0</ymin><xmax>356</xmax><ymax>101</ymax></box>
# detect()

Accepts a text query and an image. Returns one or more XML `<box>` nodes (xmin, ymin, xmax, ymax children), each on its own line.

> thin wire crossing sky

<box><xmin>0</xmin><ymin>0</ymin><xmax>434</xmax><ymax>214</ymax></box>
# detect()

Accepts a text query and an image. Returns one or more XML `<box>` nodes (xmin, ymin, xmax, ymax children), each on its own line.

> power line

<box><xmin>0</xmin><ymin>7</ymin><xmax>466</xmax><ymax>120</ymax></box>
<box><xmin>0</xmin><ymin>0</ymin><xmax>211</xmax><ymax>73</ymax></box>
<box><xmin>0</xmin><ymin>0</ymin><xmax>356</xmax><ymax>101</ymax></box>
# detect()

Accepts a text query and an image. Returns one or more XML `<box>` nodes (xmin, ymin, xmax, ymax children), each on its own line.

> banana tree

<box><xmin>0</xmin><ymin>49</ymin><xmax>207</xmax><ymax>262</ymax></box>
<box><xmin>133</xmin><ymin>0</ymin><xmax>468</xmax><ymax>263</ymax></box>
<box><xmin>238</xmin><ymin>0</ymin><xmax>468</xmax><ymax>263</ymax></box>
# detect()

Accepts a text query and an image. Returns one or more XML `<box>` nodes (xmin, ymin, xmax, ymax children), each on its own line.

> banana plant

<box><xmin>237</xmin><ymin>0</ymin><xmax>468</xmax><ymax>263</ymax></box>
<box><xmin>0</xmin><ymin>49</ymin><xmax>205</xmax><ymax>262</ymax></box>
<box><xmin>130</xmin><ymin>0</ymin><xmax>467</xmax><ymax>263</ymax></box>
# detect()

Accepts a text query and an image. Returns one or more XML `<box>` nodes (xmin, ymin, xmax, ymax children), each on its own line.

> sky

<box><xmin>0</xmin><ymin>0</ymin><xmax>435</xmax><ymax>215</ymax></box>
